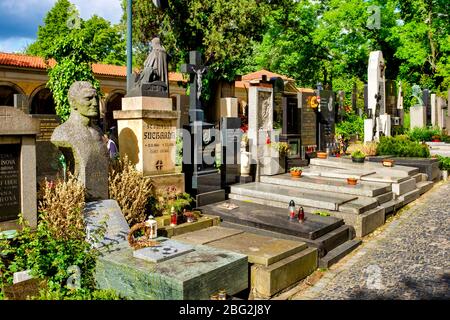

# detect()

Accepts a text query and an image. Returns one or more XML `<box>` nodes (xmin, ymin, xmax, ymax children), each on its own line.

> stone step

<box><xmin>338</xmin><ymin>196</ymin><xmax>379</xmax><ymax>214</ymax></box>
<box><xmin>375</xmin><ymin>192</ymin><xmax>394</xmax><ymax>205</ymax></box>
<box><xmin>412</xmin><ymin>173</ymin><xmax>429</xmax><ymax>183</ymax></box>
<box><xmin>310</xmin><ymin>158</ymin><xmax>420</xmax><ymax>177</ymax></box>
<box><xmin>228</xmin><ymin>192</ymin><xmax>378</xmax><ymax>217</ymax></box>
<box><xmin>313</xmin><ymin>225</ymin><xmax>353</xmax><ymax>256</ymax></box>
<box><xmin>260</xmin><ymin>174</ymin><xmax>390</xmax><ymax>197</ymax></box>
<box><xmin>318</xmin><ymin>239</ymin><xmax>362</xmax><ymax>269</ymax></box>
<box><xmin>230</xmin><ymin>183</ymin><xmax>357</xmax><ymax>211</ymax></box>
<box><xmin>206</xmin><ymin>232</ymin><xmax>308</xmax><ymax>267</ymax></box>
<box><xmin>307</xmin><ymin>165</ymin><xmax>376</xmax><ymax>180</ymax></box>
<box><xmin>391</xmin><ymin>178</ymin><xmax>417</xmax><ymax>196</ymax></box>
<box><xmin>380</xmin><ymin>198</ymin><xmax>404</xmax><ymax>215</ymax></box>
<box><xmin>250</xmin><ymin>247</ymin><xmax>318</xmax><ymax>298</ymax></box>
<box><xmin>326</xmin><ymin>206</ymin><xmax>385</xmax><ymax>237</ymax></box>
<box><xmin>398</xmin><ymin>189</ymin><xmax>421</xmax><ymax>206</ymax></box>
<box><xmin>417</xmin><ymin>181</ymin><xmax>434</xmax><ymax>195</ymax></box>
<box><xmin>360</xmin><ymin>174</ymin><xmax>410</xmax><ymax>184</ymax></box>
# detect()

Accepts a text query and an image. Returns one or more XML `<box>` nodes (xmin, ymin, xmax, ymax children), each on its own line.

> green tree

<box><xmin>388</xmin><ymin>0</ymin><xmax>450</xmax><ymax>93</ymax></box>
<box><xmin>45</xmin><ymin>32</ymin><xmax>101</xmax><ymax>121</ymax></box>
<box><xmin>126</xmin><ymin>0</ymin><xmax>269</xmax><ymax>101</ymax></box>
<box><xmin>27</xmin><ymin>0</ymin><xmax>126</xmax><ymax>66</ymax></box>
<box><xmin>26</xmin><ymin>0</ymin><xmax>72</xmax><ymax>56</ymax></box>
<box><xmin>248</xmin><ymin>0</ymin><xmax>323</xmax><ymax>87</ymax></box>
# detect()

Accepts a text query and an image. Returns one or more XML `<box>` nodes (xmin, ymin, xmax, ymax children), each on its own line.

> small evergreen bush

<box><xmin>376</xmin><ymin>136</ymin><xmax>430</xmax><ymax>158</ymax></box>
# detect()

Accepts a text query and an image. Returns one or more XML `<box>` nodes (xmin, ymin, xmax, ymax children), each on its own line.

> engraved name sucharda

<box><xmin>143</xmin><ymin>131</ymin><xmax>176</xmax><ymax>140</ymax></box>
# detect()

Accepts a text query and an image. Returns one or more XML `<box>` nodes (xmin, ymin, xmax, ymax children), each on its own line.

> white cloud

<box><xmin>0</xmin><ymin>37</ymin><xmax>34</xmax><ymax>53</ymax></box>
<box><xmin>70</xmin><ymin>0</ymin><xmax>123</xmax><ymax>24</ymax></box>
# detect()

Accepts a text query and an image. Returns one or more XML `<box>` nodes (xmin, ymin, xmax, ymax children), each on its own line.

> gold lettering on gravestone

<box><xmin>0</xmin><ymin>144</ymin><xmax>21</xmax><ymax>222</ymax></box>
<box><xmin>143</xmin><ymin>120</ymin><xmax>176</xmax><ymax>173</ymax></box>
<box><xmin>36</xmin><ymin>116</ymin><xmax>61</xmax><ymax>141</ymax></box>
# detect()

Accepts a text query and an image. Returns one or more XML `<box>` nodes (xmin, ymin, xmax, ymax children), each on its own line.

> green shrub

<box><xmin>408</xmin><ymin>127</ymin><xmax>442</xmax><ymax>142</ymax></box>
<box><xmin>335</xmin><ymin>113</ymin><xmax>365</xmax><ymax>140</ymax></box>
<box><xmin>351</xmin><ymin>150</ymin><xmax>366</xmax><ymax>159</ymax></box>
<box><xmin>437</xmin><ymin>155</ymin><xmax>450</xmax><ymax>171</ymax></box>
<box><xmin>376</xmin><ymin>136</ymin><xmax>430</xmax><ymax>158</ymax></box>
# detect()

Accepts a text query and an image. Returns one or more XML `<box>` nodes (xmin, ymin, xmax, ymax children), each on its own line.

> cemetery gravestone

<box><xmin>364</xmin><ymin>51</ymin><xmax>389</xmax><ymax>142</ymax></box>
<box><xmin>0</xmin><ymin>106</ymin><xmax>40</xmax><ymax>230</ymax></box>
<box><xmin>317</xmin><ymin>89</ymin><xmax>336</xmax><ymax>152</ymax></box>
<box><xmin>282</xmin><ymin>94</ymin><xmax>304</xmax><ymax>168</ymax></box>
<box><xmin>115</xmin><ymin>39</ymin><xmax>184</xmax><ymax>194</ymax></box>
<box><xmin>410</xmin><ymin>85</ymin><xmax>427</xmax><ymax>130</ymax></box>
<box><xmin>220</xmin><ymin>117</ymin><xmax>241</xmax><ymax>191</ymax></box>
<box><xmin>181</xmin><ymin>51</ymin><xmax>225</xmax><ymax>205</ymax></box>
<box><xmin>248</xmin><ymin>81</ymin><xmax>285</xmax><ymax>176</ymax></box>
<box><xmin>299</xmin><ymin>91</ymin><xmax>318</xmax><ymax>157</ymax></box>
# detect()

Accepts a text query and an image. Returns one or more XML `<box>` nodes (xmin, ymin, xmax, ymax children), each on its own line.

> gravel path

<box><xmin>293</xmin><ymin>181</ymin><xmax>450</xmax><ymax>300</ymax></box>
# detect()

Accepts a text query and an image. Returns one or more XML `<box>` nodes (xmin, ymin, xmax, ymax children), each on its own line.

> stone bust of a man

<box><xmin>51</xmin><ymin>81</ymin><xmax>109</xmax><ymax>200</ymax></box>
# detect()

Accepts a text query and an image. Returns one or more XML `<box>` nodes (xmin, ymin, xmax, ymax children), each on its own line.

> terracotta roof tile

<box><xmin>241</xmin><ymin>69</ymin><xmax>294</xmax><ymax>81</ymax></box>
<box><xmin>0</xmin><ymin>52</ymin><xmax>184</xmax><ymax>81</ymax></box>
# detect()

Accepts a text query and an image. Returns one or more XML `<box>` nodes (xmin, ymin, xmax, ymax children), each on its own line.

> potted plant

<box><xmin>272</xmin><ymin>142</ymin><xmax>289</xmax><ymax>174</ymax></box>
<box><xmin>290</xmin><ymin>167</ymin><xmax>303</xmax><ymax>177</ymax></box>
<box><xmin>272</xmin><ymin>142</ymin><xmax>290</xmax><ymax>157</ymax></box>
<box><xmin>351</xmin><ymin>150</ymin><xmax>366</xmax><ymax>163</ymax></box>
<box><xmin>317</xmin><ymin>151</ymin><xmax>328</xmax><ymax>159</ymax></box>
<box><xmin>382</xmin><ymin>159</ymin><xmax>395</xmax><ymax>167</ymax></box>
<box><xmin>432</xmin><ymin>135</ymin><xmax>441</xmax><ymax>142</ymax></box>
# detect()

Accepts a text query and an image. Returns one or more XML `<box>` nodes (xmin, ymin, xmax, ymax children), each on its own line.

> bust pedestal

<box><xmin>114</xmin><ymin>97</ymin><xmax>184</xmax><ymax>194</ymax></box>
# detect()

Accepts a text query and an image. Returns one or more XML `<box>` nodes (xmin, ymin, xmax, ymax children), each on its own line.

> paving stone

<box><xmin>207</xmin><ymin>232</ymin><xmax>308</xmax><ymax>267</ymax></box>
<box><xmin>293</xmin><ymin>182</ymin><xmax>450</xmax><ymax>300</ymax></box>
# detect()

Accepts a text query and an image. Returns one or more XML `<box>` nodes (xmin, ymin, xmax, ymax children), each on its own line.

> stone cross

<box><xmin>180</xmin><ymin>51</ymin><xmax>208</xmax><ymax>113</ymax></box>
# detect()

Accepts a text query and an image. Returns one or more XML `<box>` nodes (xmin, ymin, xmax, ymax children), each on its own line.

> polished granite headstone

<box><xmin>200</xmin><ymin>199</ymin><xmax>343</xmax><ymax>240</ymax></box>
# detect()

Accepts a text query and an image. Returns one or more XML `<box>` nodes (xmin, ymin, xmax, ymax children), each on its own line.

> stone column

<box><xmin>20</xmin><ymin>136</ymin><xmax>37</xmax><ymax>228</ymax></box>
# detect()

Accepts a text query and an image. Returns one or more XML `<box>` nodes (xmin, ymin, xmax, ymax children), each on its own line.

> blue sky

<box><xmin>0</xmin><ymin>0</ymin><xmax>123</xmax><ymax>53</ymax></box>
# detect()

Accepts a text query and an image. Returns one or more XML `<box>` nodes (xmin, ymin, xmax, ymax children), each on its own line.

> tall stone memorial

<box><xmin>410</xmin><ymin>85</ymin><xmax>427</xmax><ymax>130</ymax></box>
<box><xmin>248</xmin><ymin>77</ymin><xmax>285</xmax><ymax>177</ymax></box>
<box><xmin>114</xmin><ymin>37</ymin><xmax>184</xmax><ymax>193</ymax></box>
<box><xmin>0</xmin><ymin>107</ymin><xmax>40</xmax><ymax>230</ymax></box>
<box><xmin>181</xmin><ymin>51</ymin><xmax>225</xmax><ymax>205</ymax></box>
<box><xmin>364</xmin><ymin>51</ymin><xmax>390</xmax><ymax>142</ymax></box>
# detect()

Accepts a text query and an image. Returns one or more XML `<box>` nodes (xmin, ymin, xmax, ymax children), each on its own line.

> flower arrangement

<box><xmin>272</xmin><ymin>142</ymin><xmax>291</xmax><ymax>156</ymax></box>
<box><xmin>290</xmin><ymin>167</ymin><xmax>303</xmax><ymax>177</ymax></box>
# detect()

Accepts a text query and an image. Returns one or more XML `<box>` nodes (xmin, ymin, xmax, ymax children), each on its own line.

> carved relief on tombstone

<box><xmin>258</xmin><ymin>91</ymin><xmax>272</xmax><ymax>130</ymax></box>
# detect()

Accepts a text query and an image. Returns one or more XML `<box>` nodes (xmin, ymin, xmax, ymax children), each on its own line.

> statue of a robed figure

<box><xmin>127</xmin><ymin>37</ymin><xmax>169</xmax><ymax>98</ymax></box>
